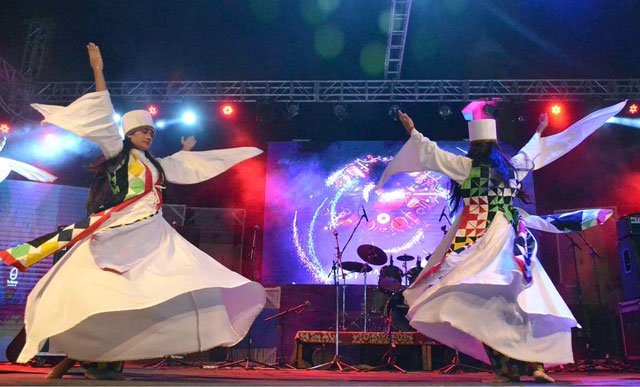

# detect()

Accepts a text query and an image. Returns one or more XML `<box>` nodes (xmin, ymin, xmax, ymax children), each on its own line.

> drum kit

<box><xmin>340</xmin><ymin>244</ymin><xmax>427</xmax><ymax>332</ymax></box>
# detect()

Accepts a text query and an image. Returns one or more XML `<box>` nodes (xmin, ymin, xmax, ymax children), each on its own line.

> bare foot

<box><xmin>533</xmin><ymin>369</ymin><xmax>555</xmax><ymax>383</ymax></box>
<box><xmin>46</xmin><ymin>358</ymin><xmax>76</xmax><ymax>379</ymax></box>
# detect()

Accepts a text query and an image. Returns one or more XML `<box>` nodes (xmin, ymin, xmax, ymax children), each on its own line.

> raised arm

<box><xmin>377</xmin><ymin>111</ymin><xmax>472</xmax><ymax>188</ymax></box>
<box><xmin>511</xmin><ymin>113</ymin><xmax>547</xmax><ymax>179</ymax></box>
<box><xmin>87</xmin><ymin>43</ymin><xmax>106</xmax><ymax>92</ymax></box>
<box><xmin>180</xmin><ymin>136</ymin><xmax>197</xmax><ymax>152</ymax></box>
<box><xmin>30</xmin><ymin>43</ymin><xmax>123</xmax><ymax>159</ymax></box>
<box><xmin>511</xmin><ymin>101</ymin><xmax>626</xmax><ymax>176</ymax></box>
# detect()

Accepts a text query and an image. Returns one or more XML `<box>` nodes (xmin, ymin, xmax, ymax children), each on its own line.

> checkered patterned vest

<box><xmin>448</xmin><ymin>162</ymin><xmax>521</xmax><ymax>254</ymax></box>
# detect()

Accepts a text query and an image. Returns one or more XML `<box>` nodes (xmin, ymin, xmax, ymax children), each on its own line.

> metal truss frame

<box><xmin>384</xmin><ymin>0</ymin><xmax>412</xmax><ymax>80</ymax></box>
<box><xmin>20</xmin><ymin>78</ymin><xmax>640</xmax><ymax>104</ymax></box>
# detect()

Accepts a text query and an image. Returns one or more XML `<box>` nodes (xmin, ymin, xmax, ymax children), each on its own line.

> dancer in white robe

<box><xmin>378</xmin><ymin>100</ymin><xmax>625</xmax><ymax>382</ymax></box>
<box><xmin>1</xmin><ymin>43</ymin><xmax>265</xmax><ymax>379</ymax></box>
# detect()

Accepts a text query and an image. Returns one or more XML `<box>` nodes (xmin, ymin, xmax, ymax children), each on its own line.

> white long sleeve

<box><xmin>157</xmin><ymin>147</ymin><xmax>263</xmax><ymax>185</ymax></box>
<box><xmin>31</xmin><ymin>90</ymin><xmax>123</xmax><ymax>159</ymax></box>
<box><xmin>532</xmin><ymin>100</ymin><xmax>626</xmax><ymax>170</ymax></box>
<box><xmin>378</xmin><ymin>129</ymin><xmax>472</xmax><ymax>188</ymax></box>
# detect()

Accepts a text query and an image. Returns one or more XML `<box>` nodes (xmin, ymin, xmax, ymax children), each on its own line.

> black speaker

<box><xmin>618</xmin><ymin>236</ymin><xmax>640</xmax><ymax>301</ymax></box>
<box><xmin>619</xmin><ymin>299</ymin><xmax>640</xmax><ymax>361</ymax></box>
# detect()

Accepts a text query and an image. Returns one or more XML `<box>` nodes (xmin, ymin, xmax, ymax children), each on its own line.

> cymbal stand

<box><xmin>364</xmin><ymin>298</ymin><xmax>407</xmax><ymax>373</ymax></box>
<box><xmin>363</xmin><ymin>269</ymin><xmax>368</xmax><ymax>332</ymax></box>
<box><xmin>437</xmin><ymin>350</ymin><xmax>489</xmax><ymax>374</ymax></box>
<box><xmin>309</xmin><ymin>214</ymin><xmax>366</xmax><ymax>372</ymax></box>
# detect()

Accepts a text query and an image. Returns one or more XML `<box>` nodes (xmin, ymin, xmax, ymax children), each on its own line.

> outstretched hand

<box><xmin>536</xmin><ymin>113</ymin><xmax>548</xmax><ymax>135</ymax></box>
<box><xmin>398</xmin><ymin>110</ymin><xmax>415</xmax><ymax>136</ymax></box>
<box><xmin>181</xmin><ymin>136</ymin><xmax>196</xmax><ymax>151</ymax></box>
<box><xmin>87</xmin><ymin>42</ymin><xmax>103</xmax><ymax>72</ymax></box>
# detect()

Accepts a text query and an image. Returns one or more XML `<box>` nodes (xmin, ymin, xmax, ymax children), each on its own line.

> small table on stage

<box><xmin>294</xmin><ymin>331</ymin><xmax>440</xmax><ymax>371</ymax></box>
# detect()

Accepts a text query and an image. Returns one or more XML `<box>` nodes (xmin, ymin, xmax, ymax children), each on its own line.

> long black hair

<box><xmin>449</xmin><ymin>141</ymin><xmax>531</xmax><ymax>214</ymax></box>
<box><xmin>85</xmin><ymin>137</ymin><xmax>165</xmax><ymax>214</ymax></box>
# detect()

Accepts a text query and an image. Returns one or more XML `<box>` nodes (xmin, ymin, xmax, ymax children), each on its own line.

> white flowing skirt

<box><xmin>18</xmin><ymin>214</ymin><xmax>266</xmax><ymax>363</ymax></box>
<box><xmin>404</xmin><ymin>211</ymin><xmax>578</xmax><ymax>365</ymax></box>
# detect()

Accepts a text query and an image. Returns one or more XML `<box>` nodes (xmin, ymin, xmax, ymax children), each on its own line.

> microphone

<box><xmin>333</xmin><ymin>229</ymin><xmax>338</xmax><ymax>236</ymax></box>
<box><xmin>304</xmin><ymin>300</ymin><xmax>311</xmax><ymax>307</ymax></box>
<box><xmin>438</xmin><ymin>206</ymin><xmax>446</xmax><ymax>222</ymax></box>
<box><xmin>361</xmin><ymin>206</ymin><xmax>369</xmax><ymax>222</ymax></box>
<box><xmin>254</xmin><ymin>225</ymin><xmax>260</xmax><ymax>231</ymax></box>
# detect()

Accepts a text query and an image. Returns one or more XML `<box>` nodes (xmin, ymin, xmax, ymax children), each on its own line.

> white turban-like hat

<box><xmin>122</xmin><ymin>110</ymin><xmax>155</xmax><ymax>135</ymax></box>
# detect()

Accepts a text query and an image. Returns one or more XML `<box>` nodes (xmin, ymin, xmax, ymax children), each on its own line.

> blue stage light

<box><xmin>156</xmin><ymin>120</ymin><xmax>166</xmax><ymax>129</ymax></box>
<box><xmin>181</xmin><ymin>111</ymin><xmax>197</xmax><ymax>125</ymax></box>
<box><xmin>607</xmin><ymin>117</ymin><xmax>640</xmax><ymax>129</ymax></box>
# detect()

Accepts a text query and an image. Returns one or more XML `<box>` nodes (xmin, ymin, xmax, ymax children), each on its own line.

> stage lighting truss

<box><xmin>18</xmin><ymin>79</ymin><xmax>640</xmax><ymax>104</ymax></box>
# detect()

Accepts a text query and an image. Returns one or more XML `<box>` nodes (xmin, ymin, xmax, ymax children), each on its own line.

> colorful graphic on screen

<box><xmin>264</xmin><ymin>140</ymin><xmax>487</xmax><ymax>285</ymax></box>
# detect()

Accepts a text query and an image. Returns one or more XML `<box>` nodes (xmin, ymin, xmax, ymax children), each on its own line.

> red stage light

<box><xmin>147</xmin><ymin>105</ymin><xmax>158</xmax><ymax>116</ymax></box>
<box><xmin>550</xmin><ymin>104</ymin><xmax>562</xmax><ymax>115</ymax></box>
<box><xmin>0</xmin><ymin>122</ymin><xmax>10</xmax><ymax>134</ymax></box>
<box><xmin>629</xmin><ymin>103</ymin><xmax>639</xmax><ymax>115</ymax></box>
<box><xmin>221</xmin><ymin>104</ymin><xmax>234</xmax><ymax>116</ymax></box>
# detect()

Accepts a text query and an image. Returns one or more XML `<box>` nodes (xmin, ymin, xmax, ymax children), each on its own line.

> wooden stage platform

<box><xmin>1</xmin><ymin>362</ymin><xmax>640</xmax><ymax>386</ymax></box>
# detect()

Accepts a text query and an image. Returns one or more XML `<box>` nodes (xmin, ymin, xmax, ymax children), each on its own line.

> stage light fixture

<box><xmin>628</xmin><ymin>103</ymin><xmax>638</xmax><ymax>115</ymax></box>
<box><xmin>482</xmin><ymin>104</ymin><xmax>497</xmax><ymax>118</ymax></box>
<box><xmin>333</xmin><ymin>104</ymin><xmax>347</xmax><ymax>121</ymax></box>
<box><xmin>147</xmin><ymin>105</ymin><xmax>158</xmax><ymax>116</ymax></box>
<box><xmin>388</xmin><ymin>104</ymin><xmax>400</xmax><ymax>121</ymax></box>
<box><xmin>181</xmin><ymin>111</ymin><xmax>197</xmax><ymax>125</ymax></box>
<box><xmin>550</xmin><ymin>104</ymin><xmax>562</xmax><ymax>115</ymax></box>
<box><xmin>0</xmin><ymin>122</ymin><xmax>11</xmax><ymax>134</ymax></box>
<box><xmin>221</xmin><ymin>104</ymin><xmax>234</xmax><ymax>116</ymax></box>
<box><xmin>438</xmin><ymin>104</ymin><xmax>452</xmax><ymax>119</ymax></box>
<box><xmin>285</xmin><ymin>103</ymin><xmax>300</xmax><ymax>120</ymax></box>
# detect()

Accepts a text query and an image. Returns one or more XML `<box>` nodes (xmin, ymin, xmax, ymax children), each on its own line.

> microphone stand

<box><xmin>570</xmin><ymin>232</ymin><xmax>620</xmax><ymax>370</ymax></box>
<box><xmin>211</xmin><ymin>226</ymin><xmax>276</xmax><ymax>370</ymax></box>
<box><xmin>265</xmin><ymin>302</ymin><xmax>309</xmax><ymax>369</ymax></box>
<box><xmin>575</xmin><ymin>232</ymin><xmax>603</xmax><ymax>306</ymax></box>
<box><xmin>308</xmin><ymin>215</ymin><xmax>366</xmax><ymax>372</ymax></box>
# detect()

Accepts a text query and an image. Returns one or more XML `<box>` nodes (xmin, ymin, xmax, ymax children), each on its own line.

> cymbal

<box><xmin>357</xmin><ymin>244</ymin><xmax>387</xmax><ymax>265</ymax></box>
<box><xmin>396</xmin><ymin>254</ymin><xmax>415</xmax><ymax>262</ymax></box>
<box><xmin>340</xmin><ymin>261</ymin><xmax>372</xmax><ymax>273</ymax></box>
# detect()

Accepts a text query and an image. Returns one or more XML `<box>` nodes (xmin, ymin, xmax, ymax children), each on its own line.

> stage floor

<box><xmin>1</xmin><ymin>363</ymin><xmax>640</xmax><ymax>386</ymax></box>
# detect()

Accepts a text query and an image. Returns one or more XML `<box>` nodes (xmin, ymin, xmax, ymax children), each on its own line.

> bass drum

<box><xmin>385</xmin><ymin>291</ymin><xmax>415</xmax><ymax>332</ymax></box>
<box><xmin>378</xmin><ymin>265</ymin><xmax>403</xmax><ymax>292</ymax></box>
<box><xmin>370</xmin><ymin>287</ymin><xmax>392</xmax><ymax>315</ymax></box>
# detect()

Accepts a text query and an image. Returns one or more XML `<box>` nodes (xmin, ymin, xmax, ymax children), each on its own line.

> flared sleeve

<box><xmin>31</xmin><ymin>90</ymin><xmax>123</xmax><ymax>159</ymax></box>
<box><xmin>0</xmin><ymin>157</ymin><xmax>57</xmax><ymax>183</ymax></box>
<box><xmin>528</xmin><ymin>101</ymin><xmax>626</xmax><ymax>171</ymax></box>
<box><xmin>157</xmin><ymin>147</ymin><xmax>263</xmax><ymax>185</ymax></box>
<box><xmin>517</xmin><ymin>207</ymin><xmax>613</xmax><ymax>233</ymax></box>
<box><xmin>377</xmin><ymin>129</ymin><xmax>472</xmax><ymax>188</ymax></box>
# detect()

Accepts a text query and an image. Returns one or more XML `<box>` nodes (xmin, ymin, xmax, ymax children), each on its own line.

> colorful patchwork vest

<box><xmin>0</xmin><ymin>151</ymin><xmax>162</xmax><ymax>271</ymax></box>
<box><xmin>414</xmin><ymin>162</ymin><xmax>534</xmax><ymax>286</ymax></box>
